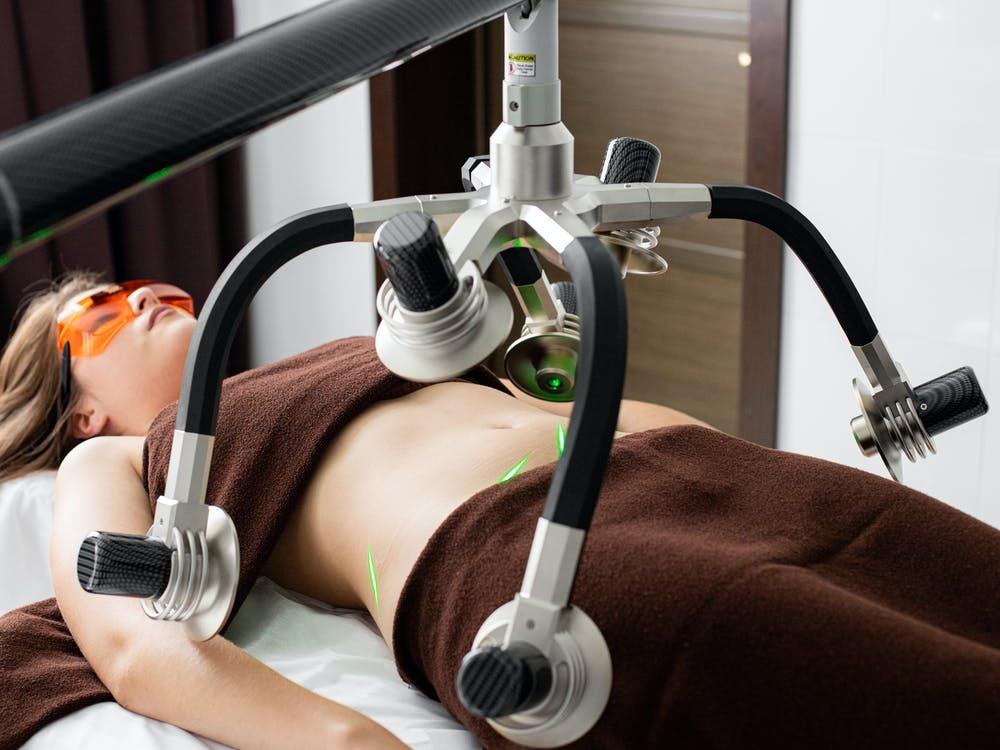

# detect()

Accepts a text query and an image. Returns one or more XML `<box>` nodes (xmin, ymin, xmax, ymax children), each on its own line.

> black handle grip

<box><xmin>552</xmin><ymin>280</ymin><xmax>577</xmax><ymax>315</ymax></box>
<box><xmin>456</xmin><ymin>643</ymin><xmax>553</xmax><ymax>718</ymax></box>
<box><xmin>374</xmin><ymin>211</ymin><xmax>459</xmax><ymax>312</ymax></box>
<box><xmin>77</xmin><ymin>532</ymin><xmax>173</xmax><ymax>599</ymax></box>
<box><xmin>599</xmin><ymin>136</ymin><xmax>661</xmax><ymax>184</ymax></box>
<box><xmin>915</xmin><ymin>366</ymin><xmax>989</xmax><ymax>436</ymax></box>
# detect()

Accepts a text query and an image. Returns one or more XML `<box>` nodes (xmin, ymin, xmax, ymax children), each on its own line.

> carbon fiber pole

<box><xmin>0</xmin><ymin>0</ymin><xmax>522</xmax><ymax>259</ymax></box>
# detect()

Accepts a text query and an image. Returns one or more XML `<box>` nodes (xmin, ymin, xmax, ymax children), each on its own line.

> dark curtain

<box><xmin>0</xmin><ymin>0</ymin><xmax>248</xmax><ymax>373</ymax></box>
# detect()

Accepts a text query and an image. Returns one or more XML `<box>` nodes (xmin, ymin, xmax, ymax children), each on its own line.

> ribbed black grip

<box><xmin>456</xmin><ymin>644</ymin><xmax>552</xmax><ymax>719</ymax></box>
<box><xmin>552</xmin><ymin>280</ymin><xmax>577</xmax><ymax>315</ymax></box>
<box><xmin>915</xmin><ymin>366</ymin><xmax>989</xmax><ymax>436</ymax></box>
<box><xmin>77</xmin><ymin>532</ymin><xmax>172</xmax><ymax>599</ymax></box>
<box><xmin>374</xmin><ymin>211</ymin><xmax>459</xmax><ymax>312</ymax></box>
<box><xmin>599</xmin><ymin>136</ymin><xmax>661</xmax><ymax>184</ymax></box>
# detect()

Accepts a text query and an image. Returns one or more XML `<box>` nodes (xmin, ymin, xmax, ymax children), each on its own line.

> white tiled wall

<box><xmin>778</xmin><ymin>0</ymin><xmax>1000</xmax><ymax>527</ymax></box>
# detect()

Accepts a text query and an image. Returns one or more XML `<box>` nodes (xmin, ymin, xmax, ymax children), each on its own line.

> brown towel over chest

<box><xmin>0</xmin><ymin>335</ymin><xmax>510</xmax><ymax>749</ymax></box>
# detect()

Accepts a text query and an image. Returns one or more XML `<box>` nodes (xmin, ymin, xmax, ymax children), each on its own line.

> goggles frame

<box><xmin>53</xmin><ymin>279</ymin><xmax>194</xmax><ymax>436</ymax></box>
<box><xmin>57</xmin><ymin>279</ymin><xmax>193</xmax><ymax>358</ymax></box>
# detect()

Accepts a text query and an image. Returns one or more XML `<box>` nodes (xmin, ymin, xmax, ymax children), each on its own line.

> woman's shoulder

<box><xmin>61</xmin><ymin>435</ymin><xmax>146</xmax><ymax>479</ymax></box>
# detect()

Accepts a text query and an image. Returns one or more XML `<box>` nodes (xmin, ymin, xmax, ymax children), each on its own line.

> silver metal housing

<box><xmin>472</xmin><ymin>599</ymin><xmax>612</xmax><ymax>748</ymax></box>
<box><xmin>375</xmin><ymin>261</ymin><xmax>514</xmax><ymax>382</ymax></box>
<box><xmin>350</xmin><ymin>179</ymin><xmax>710</xmax><ymax>278</ymax></box>
<box><xmin>163</xmin><ymin>429</ymin><xmax>215</xmax><ymax>505</ymax></box>
<box><xmin>503</xmin><ymin>0</ymin><xmax>561</xmax><ymax>127</ymax></box>
<box><xmin>143</xmin><ymin>504</ymin><xmax>239</xmax><ymax>640</ymax></box>
<box><xmin>491</xmin><ymin>121</ymin><xmax>574</xmax><ymax>202</ymax></box>
<box><xmin>850</xmin><ymin>334</ymin><xmax>936</xmax><ymax>480</ymax></box>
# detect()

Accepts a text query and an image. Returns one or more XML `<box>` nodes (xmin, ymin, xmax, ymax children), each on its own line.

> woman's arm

<box><xmin>496</xmin><ymin>377</ymin><xmax>713</xmax><ymax>433</ymax></box>
<box><xmin>51</xmin><ymin>436</ymin><xmax>405</xmax><ymax>750</ymax></box>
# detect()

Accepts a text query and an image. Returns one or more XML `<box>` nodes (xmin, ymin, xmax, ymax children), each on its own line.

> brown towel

<box><xmin>392</xmin><ymin>424</ymin><xmax>1000</xmax><ymax>749</ymax></box>
<box><xmin>0</xmin><ymin>336</ymin><xmax>509</xmax><ymax>749</ymax></box>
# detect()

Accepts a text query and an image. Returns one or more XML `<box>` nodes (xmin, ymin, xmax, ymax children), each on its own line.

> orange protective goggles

<box><xmin>56</xmin><ymin>279</ymin><xmax>194</xmax><ymax>358</ymax></box>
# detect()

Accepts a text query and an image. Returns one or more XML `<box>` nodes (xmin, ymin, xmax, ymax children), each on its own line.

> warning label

<box><xmin>507</xmin><ymin>52</ymin><xmax>537</xmax><ymax>77</ymax></box>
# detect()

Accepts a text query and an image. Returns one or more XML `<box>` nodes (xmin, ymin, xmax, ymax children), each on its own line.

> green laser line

<box><xmin>367</xmin><ymin>542</ymin><xmax>380</xmax><ymax>612</ymax></box>
<box><xmin>498</xmin><ymin>454</ymin><xmax>531</xmax><ymax>483</ymax></box>
<box><xmin>557</xmin><ymin>423</ymin><xmax>566</xmax><ymax>457</ymax></box>
<box><xmin>26</xmin><ymin>227</ymin><xmax>53</xmax><ymax>244</ymax></box>
<box><xmin>0</xmin><ymin>253</ymin><xmax>9</xmax><ymax>269</ymax></box>
<box><xmin>143</xmin><ymin>166</ymin><xmax>173</xmax><ymax>184</ymax></box>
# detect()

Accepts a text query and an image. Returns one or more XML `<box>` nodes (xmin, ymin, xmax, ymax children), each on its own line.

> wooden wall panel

<box><xmin>738</xmin><ymin>0</ymin><xmax>789</xmax><ymax>445</ymax></box>
<box><xmin>557</xmin><ymin>1</ymin><xmax>750</xmax><ymax>431</ymax></box>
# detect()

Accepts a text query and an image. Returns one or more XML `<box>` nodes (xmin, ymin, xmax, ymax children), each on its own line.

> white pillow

<box><xmin>0</xmin><ymin>470</ymin><xmax>57</xmax><ymax>614</ymax></box>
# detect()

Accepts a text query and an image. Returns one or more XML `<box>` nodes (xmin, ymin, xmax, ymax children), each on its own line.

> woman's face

<box><xmin>63</xmin><ymin>283</ymin><xmax>196</xmax><ymax>437</ymax></box>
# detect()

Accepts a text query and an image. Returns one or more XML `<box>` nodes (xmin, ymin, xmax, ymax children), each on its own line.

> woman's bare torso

<box><xmin>258</xmin><ymin>380</ymin><xmax>629</xmax><ymax>652</ymax></box>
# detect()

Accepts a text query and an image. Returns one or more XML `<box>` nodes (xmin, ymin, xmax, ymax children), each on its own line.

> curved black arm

<box><xmin>177</xmin><ymin>205</ymin><xmax>354</xmax><ymax>435</ymax></box>
<box><xmin>0</xmin><ymin>0</ymin><xmax>520</xmax><ymax>254</ymax></box>
<box><xmin>707</xmin><ymin>184</ymin><xmax>878</xmax><ymax>346</ymax></box>
<box><xmin>542</xmin><ymin>235</ymin><xmax>628</xmax><ymax>530</ymax></box>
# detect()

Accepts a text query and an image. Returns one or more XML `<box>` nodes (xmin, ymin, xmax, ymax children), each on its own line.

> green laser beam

<box><xmin>22</xmin><ymin>227</ymin><xmax>54</xmax><ymax>245</ymax></box>
<box><xmin>143</xmin><ymin>166</ymin><xmax>173</xmax><ymax>184</ymax></box>
<box><xmin>498</xmin><ymin>454</ymin><xmax>531</xmax><ymax>483</ymax></box>
<box><xmin>556</xmin><ymin>423</ymin><xmax>566</xmax><ymax>457</ymax></box>
<box><xmin>367</xmin><ymin>543</ymin><xmax>380</xmax><ymax>612</ymax></box>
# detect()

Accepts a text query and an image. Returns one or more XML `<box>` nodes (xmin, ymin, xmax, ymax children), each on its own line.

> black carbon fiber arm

<box><xmin>0</xmin><ymin>0</ymin><xmax>521</xmax><ymax>256</ymax></box>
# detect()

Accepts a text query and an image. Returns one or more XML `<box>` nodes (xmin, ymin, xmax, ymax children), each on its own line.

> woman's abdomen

<box><xmin>262</xmin><ymin>380</ymin><xmax>588</xmax><ymax>647</ymax></box>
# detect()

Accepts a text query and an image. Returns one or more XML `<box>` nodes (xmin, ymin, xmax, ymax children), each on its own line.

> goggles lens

<box><xmin>57</xmin><ymin>280</ymin><xmax>194</xmax><ymax>357</ymax></box>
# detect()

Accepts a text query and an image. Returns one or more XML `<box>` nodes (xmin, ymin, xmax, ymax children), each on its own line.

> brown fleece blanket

<box><xmin>393</xmin><ymin>424</ymin><xmax>1000</xmax><ymax>748</ymax></box>
<box><xmin>0</xmin><ymin>336</ymin><xmax>509</xmax><ymax>749</ymax></box>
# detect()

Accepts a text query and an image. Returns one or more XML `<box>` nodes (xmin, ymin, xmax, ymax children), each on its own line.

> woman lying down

<box><xmin>1</xmin><ymin>272</ymin><xmax>998</xmax><ymax>750</ymax></box>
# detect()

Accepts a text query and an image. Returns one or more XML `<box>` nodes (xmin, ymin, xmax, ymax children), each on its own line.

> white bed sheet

<box><xmin>1</xmin><ymin>472</ymin><xmax>479</xmax><ymax>749</ymax></box>
<box><xmin>0</xmin><ymin>470</ymin><xmax>57</xmax><ymax>613</ymax></box>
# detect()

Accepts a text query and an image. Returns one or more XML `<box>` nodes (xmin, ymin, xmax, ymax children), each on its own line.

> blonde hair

<box><xmin>0</xmin><ymin>270</ymin><xmax>106</xmax><ymax>483</ymax></box>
